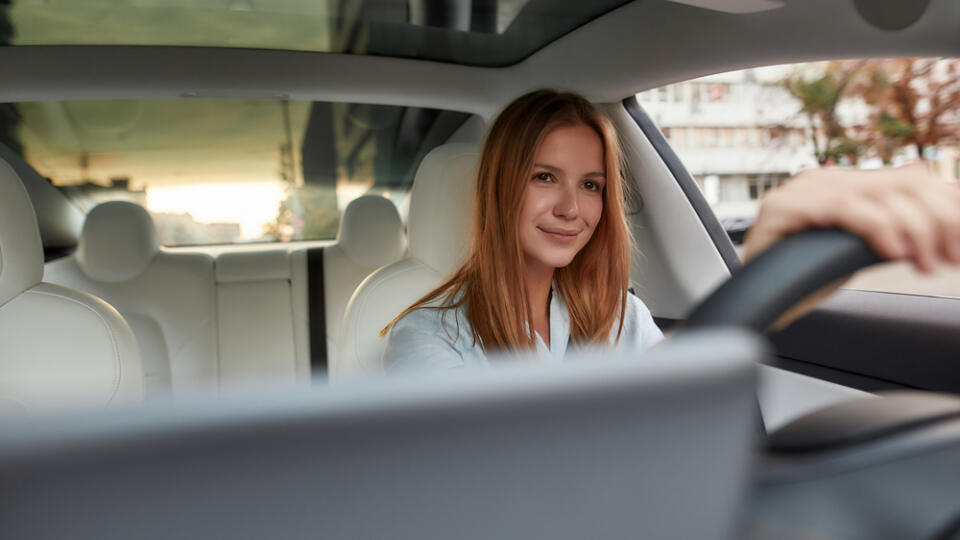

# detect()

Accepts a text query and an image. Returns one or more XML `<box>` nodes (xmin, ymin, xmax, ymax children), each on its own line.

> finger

<box><xmin>743</xmin><ymin>186</ymin><xmax>833</xmax><ymax>260</ymax></box>
<box><xmin>831</xmin><ymin>196</ymin><xmax>907</xmax><ymax>261</ymax></box>
<box><xmin>872</xmin><ymin>190</ymin><xmax>940</xmax><ymax>273</ymax></box>
<box><xmin>914</xmin><ymin>183</ymin><xmax>960</xmax><ymax>265</ymax></box>
<box><xmin>950</xmin><ymin>186</ymin><xmax>960</xmax><ymax>261</ymax></box>
<box><xmin>880</xmin><ymin>160</ymin><xmax>960</xmax><ymax>266</ymax></box>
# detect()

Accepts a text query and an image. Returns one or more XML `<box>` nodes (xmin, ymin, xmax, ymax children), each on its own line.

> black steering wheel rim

<box><xmin>682</xmin><ymin>229</ymin><xmax>883</xmax><ymax>333</ymax></box>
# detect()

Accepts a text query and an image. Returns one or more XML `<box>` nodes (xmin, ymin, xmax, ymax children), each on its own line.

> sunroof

<box><xmin>1</xmin><ymin>0</ymin><xmax>631</xmax><ymax>67</ymax></box>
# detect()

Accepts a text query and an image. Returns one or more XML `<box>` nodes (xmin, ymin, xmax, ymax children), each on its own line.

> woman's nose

<box><xmin>554</xmin><ymin>185</ymin><xmax>579</xmax><ymax>219</ymax></box>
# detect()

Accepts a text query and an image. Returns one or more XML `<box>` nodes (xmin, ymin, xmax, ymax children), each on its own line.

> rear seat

<box><xmin>214</xmin><ymin>249</ymin><xmax>307</xmax><ymax>389</ymax></box>
<box><xmin>44</xmin><ymin>201</ymin><xmax>218</xmax><ymax>398</ymax></box>
<box><xmin>45</xmin><ymin>194</ymin><xmax>406</xmax><ymax>396</ymax></box>
<box><xmin>219</xmin><ymin>195</ymin><xmax>406</xmax><ymax>384</ymax></box>
<box><xmin>304</xmin><ymin>195</ymin><xmax>407</xmax><ymax>368</ymax></box>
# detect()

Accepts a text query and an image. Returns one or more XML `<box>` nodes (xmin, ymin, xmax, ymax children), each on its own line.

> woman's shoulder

<box><xmin>390</xmin><ymin>304</ymin><xmax>471</xmax><ymax>342</ymax></box>
<box><xmin>616</xmin><ymin>291</ymin><xmax>663</xmax><ymax>348</ymax></box>
<box><xmin>625</xmin><ymin>291</ymin><xmax>653</xmax><ymax>318</ymax></box>
<box><xmin>383</xmin><ymin>305</ymin><xmax>475</xmax><ymax>371</ymax></box>
<box><xmin>391</xmin><ymin>305</ymin><xmax>442</xmax><ymax>329</ymax></box>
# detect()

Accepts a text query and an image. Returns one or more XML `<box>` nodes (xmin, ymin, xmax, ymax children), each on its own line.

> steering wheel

<box><xmin>677</xmin><ymin>229</ymin><xmax>883</xmax><ymax>436</ymax></box>
<box><xmin>682</xmin><ymin>229</ymin><xmax>882</xmax><ymax>332</ymax></box>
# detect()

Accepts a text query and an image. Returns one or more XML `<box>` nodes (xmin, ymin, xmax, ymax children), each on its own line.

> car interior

<box><xmin>1</xmin><ymin>0</ymin><xmax>960</xmax><ymax>539</ymax></box>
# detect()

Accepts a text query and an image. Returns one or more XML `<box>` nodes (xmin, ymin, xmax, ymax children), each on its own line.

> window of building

<box><xmin>671</xmin><ymin>83</ymin><xmax>686</xmax><ymax>103</ymax></box>
<box><xmin>703</xmin><ymin>127</ymin><xmax>719</xmax><ymax>147</ymax></box>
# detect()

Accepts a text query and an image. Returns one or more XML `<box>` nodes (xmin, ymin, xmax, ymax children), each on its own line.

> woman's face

<box><xmin>518</xmin><ymin>124</ymin><xmax>605</xmax><ymax>273</ymax></box>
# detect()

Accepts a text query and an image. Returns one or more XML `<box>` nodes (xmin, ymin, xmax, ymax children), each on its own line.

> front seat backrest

<box><xmin>335</xmin><ymin>143</ymin><xmax>478</xmax><ymax>380</ymax></box>
<box><xmin>45</xmin><ymin>201</ymin><xmax>218</xmax><ymax>399</ymax></box>
<box><xmin>314</xmin><ymin>195</ymin><xmax>407</xmax><ymax>366</ymax></box>
<box><xmin>0</xmin><ymin>160</ymin><xmax>143</xmax><ymax>416</ymax></box>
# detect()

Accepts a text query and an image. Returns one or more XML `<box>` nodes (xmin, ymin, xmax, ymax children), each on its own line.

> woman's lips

<box><xmin>538</xmin><ymin>226</ymin><xmax>580</xmax><ymax>243</ymax></box>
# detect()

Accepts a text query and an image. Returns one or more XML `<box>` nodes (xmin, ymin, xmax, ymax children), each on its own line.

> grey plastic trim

<box><xmin>622</xmin><ymin>96</ymin><xmax>740</xmax><ymax>272</ymax></box>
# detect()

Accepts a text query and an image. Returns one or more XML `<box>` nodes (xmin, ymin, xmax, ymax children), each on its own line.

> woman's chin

<box><xmin>542</xmin><ymin>253</ymin><xmax>578</xmax><ymax>269</ymax></box>
<box><xmin>524</xmin><ymin>247</ymin><xmax>581</xmax><ymax>271</ymax></box>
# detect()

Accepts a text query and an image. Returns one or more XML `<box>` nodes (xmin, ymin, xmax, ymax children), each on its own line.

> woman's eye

<box><xmin>533</xmin><ymin>172</ymin><xmax>553</xmax><ymax>182</ymax></box>
<box><xmin>583</xmin><ymin>180</ymin><xmax>602</xmax><ymax>192</ymax></box>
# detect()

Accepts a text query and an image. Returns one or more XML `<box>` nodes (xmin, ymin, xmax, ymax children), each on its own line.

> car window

<box><xmin>637</xmin><ymin>58</ymin><xmax>960</xmax><ymax>298</ymax></box>
<box><xmin>1</xmin><ymin>99</ymin><xmax>472</xmax><ymax>246</ymax></box>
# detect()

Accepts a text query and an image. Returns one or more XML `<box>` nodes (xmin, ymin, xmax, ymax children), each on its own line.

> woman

<box><xmin>381</xmin><ymin>89</ymin><xmax>960</xmax><ymax>370</ymax></box>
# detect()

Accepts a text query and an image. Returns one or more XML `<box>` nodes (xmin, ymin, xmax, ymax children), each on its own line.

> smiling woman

<box><xmin>381</xmin><ymin>89</ymin><xmax>664</xmax><ymax>370</ymax></box>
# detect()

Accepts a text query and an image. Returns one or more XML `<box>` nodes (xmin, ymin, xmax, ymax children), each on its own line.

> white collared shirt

<box><xmin>382</xmin><ymin>290</ymin><xmax>663</xmax><ymax>372</ymax></box>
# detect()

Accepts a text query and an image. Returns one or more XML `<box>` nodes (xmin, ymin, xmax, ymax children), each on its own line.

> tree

<box><xmin>263</xmin><ymin>184</ymin><xmax>339</xmax><ymax>242</ymax></box>
<box><xmin>853</xmin><ymin>58</ymin><xmax>960</xmax><ymax>162</ymax></box>
<box><xmin>783</xmin><ymin>60</ymin><xmax>868</xmax><ymax>165</ymax></box>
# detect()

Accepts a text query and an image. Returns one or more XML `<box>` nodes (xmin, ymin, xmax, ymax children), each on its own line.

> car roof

<box><xmin>1</xmin><ymin>0</ymin><xmax>957</xmax><ymax>116</ymax></box>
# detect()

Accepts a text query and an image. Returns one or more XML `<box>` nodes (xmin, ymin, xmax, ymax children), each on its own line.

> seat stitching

<box><xmin>24</xmin><ymin>288</ymin><xmax>123</xmax><ymax>405</ymax></box>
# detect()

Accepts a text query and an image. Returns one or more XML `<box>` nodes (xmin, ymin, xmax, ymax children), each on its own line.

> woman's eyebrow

<box><xmin>533</xmin><ymin>163</ymin><xmax>605</xmax><ymax>178</ymax></box>
<box><xmin>533</xmin><ymin>163</ymin><xmax>562</xmax><ymax>173</ymax></box>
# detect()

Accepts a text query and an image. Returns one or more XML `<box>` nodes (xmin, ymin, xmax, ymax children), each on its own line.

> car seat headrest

<box><xmin>338</xmin><ymin>195</ymin><xmax>407</xmax><ymax>269</ymax></box>
<box><xmin>77</xmin><ymin>201</ymin><xmax>160</xmax><ymax>283</ymax></box>
<box><xmin>407</xmin><ymin>143</ymin><xmax>479</xmax><ymax>277</ymax></box>
<box><xmin>0</xmin><ymin>160</ymin><xmax>44</xmax><ymax>308</ymax></box>
<box><xmin>0</xmin><ymin>143</ymin><xmax>84</xmax><ymax>250</ymax></box>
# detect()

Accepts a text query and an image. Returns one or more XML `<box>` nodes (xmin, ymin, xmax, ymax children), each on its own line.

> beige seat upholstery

<box><xmin>297</xmin><ymin>195</ymin><xmax>407</xmax><ymax>368</ymax></box>
<box><xmin>45</xmin><ymin>202</ymin><xmax>217</xmax><ymax>398</ymax></box>
<box><xmin>215</xmin><ymin>249</ymin><xmax>305</xmax><ymax>388</ymax></box>
<box><xmin>0</xmin><ymin>143</ymin><xmax>84</xmax><ymax>250</ymax></box>
<box><xmin>0</xmin><ymin>160</ymin><xmax>143</xmax><ymax>415</ymax></box>
<box><xmin>335</xmin><ymin>144</ymin><xmax>478</xmax><ymax>380</ymax></box>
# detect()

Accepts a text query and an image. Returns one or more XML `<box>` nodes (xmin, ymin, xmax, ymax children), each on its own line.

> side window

<box><xmin>3</xmin><ymin>99</ymin><xmax>472</xmax><ymax>247</ymax></box>
<box><xmin>638</xmin><ymin>58</ymin><xmax>960</xmax><ymax>298</ymax></box>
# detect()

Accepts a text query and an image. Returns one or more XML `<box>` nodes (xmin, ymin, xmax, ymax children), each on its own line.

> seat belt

<box><xmin>306</xmin><ymin>247</ymin><xmax>328</xmax><ymax>377</ymax></box>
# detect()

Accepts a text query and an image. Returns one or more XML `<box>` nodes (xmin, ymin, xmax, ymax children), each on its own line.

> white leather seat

<box><xmin>0</xmin><ymin>160</ymin><xmax>143</xmax><ymax>416</ymax></box>
<box><xmin>210</xmin><ymin>191</ymin><xmax>407</xmax><ymax>386</ymax></box>
<box><xmin>0</xmin><ymin>143</ymin><xmax>84</xmax><ymax>250</ymax></box>
<box><xmin>298</xmin><ymin>194</ymin><xmax>407</xmax><ymax>368</ymax></box>
<box><xmin>335</xmin><ymin>144</ymin><xmax>478</xmax><ymax>380</ymax></box>
<box><xmin>45</xmin><ymin>201</ymin><xmax>218</xmax><ymax>398</ymax></box>
<box><xmin>215</xmin><ymin>249</ymin><xmax>305</xmax><ymax>388</ymax></box>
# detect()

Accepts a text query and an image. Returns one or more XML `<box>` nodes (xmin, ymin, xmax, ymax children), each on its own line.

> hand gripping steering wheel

<box><xmin>679</xmin><ymin>229</ymin><xmax>883</xmax><ymax>436</ymax></box>
<box><xmin>683</xmin><ymin>229</ymin><xmax>882</xmax><ymax>332</ymax></box>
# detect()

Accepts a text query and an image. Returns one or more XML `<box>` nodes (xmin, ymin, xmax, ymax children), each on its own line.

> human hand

<box><xmin>742</xmin><ymin>161</ymin><xmax>960</xmax><ymax>329</ymax></box>
<box><xmin>745</xmin><ymin>161</ymin><xmax>960</xmax><ymax>272</ymax></box>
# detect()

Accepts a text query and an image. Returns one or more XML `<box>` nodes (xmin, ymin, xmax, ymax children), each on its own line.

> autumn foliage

<box><xmin>784</xmin><ymin>58</ymin><xmax>960</xmax><ymax>165</ymax></box>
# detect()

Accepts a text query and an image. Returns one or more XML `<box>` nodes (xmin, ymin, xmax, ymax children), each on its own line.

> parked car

<box><xmin>722</xmin><ymin>216</ymin><xmax>754</xmax><ymax>245</ymax></box>
<box><xmin>1</xmin><ymin>1</ymin><xmax>959</xmax><ymax>539</ymax></box>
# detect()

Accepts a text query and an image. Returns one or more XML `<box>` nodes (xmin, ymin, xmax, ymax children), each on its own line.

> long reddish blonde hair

<box><xmin>381</xmin><ymin>89</ymin><xmax>633</xmax><ymax>353</ymax></box>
